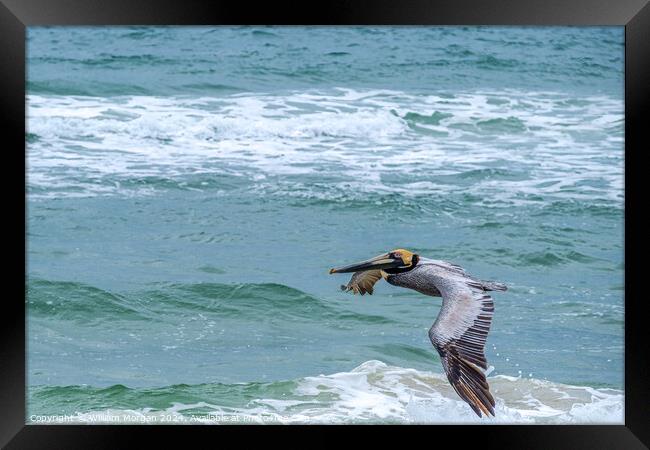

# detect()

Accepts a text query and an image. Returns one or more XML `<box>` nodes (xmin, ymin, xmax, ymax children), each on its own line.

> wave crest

<box><xmin>28</xmin><ymin>360</ymin><xmax>623</xmax><ymax>424</ymax></box>
<box><xmin>27</xmin><ymin>89</ymin><xmax>623</xmax><ymax>205</ymax></box>
<box><xmin>27</xmin><ymin>279</ymin><xmax>395</xmax><ymax>325</ymax></box>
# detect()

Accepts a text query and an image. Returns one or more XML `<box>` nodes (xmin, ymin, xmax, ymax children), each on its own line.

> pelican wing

<box><xmin>425</xmin><ymin>268</ymin><xmax>496</xmax><ymax>417</ymax></box>
<box><xmin>341</xmin><ymin>270</ymin><xmax>383</xmax><ymax>295</ymax></box>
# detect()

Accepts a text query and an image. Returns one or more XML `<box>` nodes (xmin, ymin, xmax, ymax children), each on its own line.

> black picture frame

<box><xmin>2</xmin><ymin>0</ymin><xmax>648</xmax><ymax>448</ymax></box>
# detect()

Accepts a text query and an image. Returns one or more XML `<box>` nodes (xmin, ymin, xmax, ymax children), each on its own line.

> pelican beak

<box><xmin>329</xmin><ymin>253</ymin><xmax>403</xmax><ymax>274</ymax></box>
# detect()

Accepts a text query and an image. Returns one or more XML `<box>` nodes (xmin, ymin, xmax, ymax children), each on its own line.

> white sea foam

<box><xmin>42</xmin><ymin>360</ymin><xmax>623</xmax><ymax>425</ymax></box>
<box><xmin>27</xmin><ymin>89</ymin><xmax>624</xmax><ymax>204</ymax></box>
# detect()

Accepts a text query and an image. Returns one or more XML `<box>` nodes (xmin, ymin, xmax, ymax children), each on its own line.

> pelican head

<box><xmin>329</xmin><ymin>249</ymin><xmax>418</xmax><ymax>274</ymax></box>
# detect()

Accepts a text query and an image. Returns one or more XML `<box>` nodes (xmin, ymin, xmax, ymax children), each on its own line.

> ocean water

<box><xmin>26</xmin><ymin>26</ymin><xmax>624</xmax><ymax>424</ymax></box>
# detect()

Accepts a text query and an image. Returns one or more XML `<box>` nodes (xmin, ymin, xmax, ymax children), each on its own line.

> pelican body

<box><xmin>329</xmin><ymin>249</ymin><xmax>507</xmax><ymax>417</ymax></box>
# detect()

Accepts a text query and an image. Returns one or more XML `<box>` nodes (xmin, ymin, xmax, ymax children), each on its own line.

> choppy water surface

<box><xmin>27</xmin><ymin>26</ymin><xmax>624</xmax><ymax>424</ymax></box>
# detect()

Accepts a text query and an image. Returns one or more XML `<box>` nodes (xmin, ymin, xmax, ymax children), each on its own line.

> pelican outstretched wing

<box><xmin>425</xmin><ymin>266</ymin><xmax>498</xmax><ymax>417</ymax></box>
<box><xmin>341</xmin><ymin>270</ymin><xmax>383</xmax><ymax>295</ymax></box>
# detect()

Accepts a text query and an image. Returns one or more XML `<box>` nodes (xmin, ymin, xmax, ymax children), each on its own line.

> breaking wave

<box><xmin>28</xmin><ymin>360</ymin><xmax>623</xmax><ymax>424</ymax></box>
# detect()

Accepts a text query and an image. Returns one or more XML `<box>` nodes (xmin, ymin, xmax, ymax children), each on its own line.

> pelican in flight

<box><xmin>329</xmin><ymin>248</ymin><xmax>507</xmax><ymax>417</ymax></box>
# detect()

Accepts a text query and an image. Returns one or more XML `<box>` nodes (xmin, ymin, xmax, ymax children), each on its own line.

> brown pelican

<box><xmin>329</xmin><ymin>248</ymin><xmax>507</xmax><ymax>417</ymax></box>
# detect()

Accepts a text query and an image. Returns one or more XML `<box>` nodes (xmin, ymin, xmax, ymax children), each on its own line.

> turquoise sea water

<box><xmin>27</xmin><ymin>26</ymin><xmax>624</xmax><ymax>424</ymax></box>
